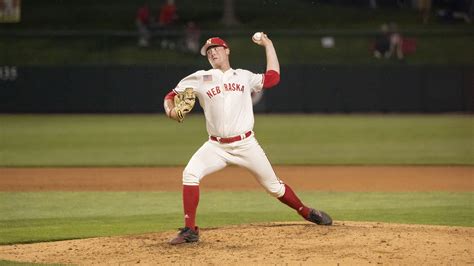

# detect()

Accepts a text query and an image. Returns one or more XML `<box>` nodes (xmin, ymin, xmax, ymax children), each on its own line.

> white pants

<box><xmin>183</xmin><ymin>134</ymin><xmax>286</xmax><ymax>197</ymax></box>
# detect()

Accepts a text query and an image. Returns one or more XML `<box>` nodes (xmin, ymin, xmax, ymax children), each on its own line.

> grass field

<box><xmin>0</xmin><ymin>191</ymin><xmax>472</xmax><ymax>245</ymax></box>
<box><xmin>0</xmin><ymin>114</ymin><xmax>472</xmax><ymax>248</ymax></box>
<box><xmin>1</xmin><ymin>114</ymin><xmax>472</xmax><ymax>166</ymax></box>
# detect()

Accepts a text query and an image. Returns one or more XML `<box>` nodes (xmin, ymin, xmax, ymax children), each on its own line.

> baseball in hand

<box><xmin>252</xmin><ymin>32</ymin><xmax>262</xmax><ymax>41</ymax></box>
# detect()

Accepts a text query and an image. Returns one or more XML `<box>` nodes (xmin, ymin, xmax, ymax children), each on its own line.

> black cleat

<box><xmin>169</xmin><ymin>226</ymin><xmax>200</xmax><ymax>245</ymax></box>
<box><xmin>306</xmin><ymin>208</ymin><xmax>333</xmax><ymax>226</ymax></box>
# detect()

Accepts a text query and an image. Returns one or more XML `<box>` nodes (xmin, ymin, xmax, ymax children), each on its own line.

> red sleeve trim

<box><xmin>263</xmin><ymin>70</ymin><xmax>280</xmax><ymax>89</ymax></box>
<box><xmin>164</xmin><ymin>90</ymin><xmax>177</xmax><ymax>100</ymax></box>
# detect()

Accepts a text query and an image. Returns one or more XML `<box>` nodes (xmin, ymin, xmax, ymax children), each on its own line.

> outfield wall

<box><xmin>1</xmin><ymin>65</ymin><xmax>472</xmax><ymax>113</ymax></box>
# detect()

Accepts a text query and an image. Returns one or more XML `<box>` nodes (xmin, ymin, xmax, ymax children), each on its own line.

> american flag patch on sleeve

<box><xmin>203</xmin><ymin>75</ymin><xmax>212</xmax><ymax>82</ymax></box>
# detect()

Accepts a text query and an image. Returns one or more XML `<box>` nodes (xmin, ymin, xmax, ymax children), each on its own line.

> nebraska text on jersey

<box><xmin>206</xmin><ymin>83</ymin><xmax>244</xmax><ymax>98</ymax></box>
<box><xmin>224</xmin><ymin>83</ymin><xmax>244</xmax><ymax>92</ymax></box>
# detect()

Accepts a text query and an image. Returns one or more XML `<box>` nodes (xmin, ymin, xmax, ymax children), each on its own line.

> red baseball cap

<box><xmin>200</xmin><ymin>37</ymin><xmax>229</xmax><ymax>56</ymax></box>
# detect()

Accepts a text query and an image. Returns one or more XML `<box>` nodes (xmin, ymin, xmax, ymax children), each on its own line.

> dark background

<box><xmin>0</xmin><ymin>65</ymin><xmax>472</xmax><ymax>113</ymax></box>
<box><xmin>1</xmin><ymin>0</ymin><xmax>473</xmax><ymax>113</ymax></box>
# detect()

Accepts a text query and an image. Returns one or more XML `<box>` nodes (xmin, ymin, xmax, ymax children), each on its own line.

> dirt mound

<box><xmin>1</xmin><ymin>221</ymin><xmax>472</xmax><ymax>265</ymax></box>
<box><xmin>1</xmin><ymin>166</ymin><xmax>472</xmax><ymax>264</ymax></box>
<box><xmin>1</xmin><ymin>166</ymin><xmax>472</xmax><ymax>192</ymax></box>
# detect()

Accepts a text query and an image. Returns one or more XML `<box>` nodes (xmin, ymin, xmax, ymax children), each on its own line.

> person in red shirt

<box><xmin>158</xmin><ymin>0</ymin><xmax>177</xmax><ymax>26</ymax></box>
<box><xmin>157</xmin><ymin>0</ymin><xmax>178</xmax><ymax>49</ymax></box>
<box><xmin>135</xmin><ymin>4</ymin><xmax>152</xmax><ymax>47</ymax></box>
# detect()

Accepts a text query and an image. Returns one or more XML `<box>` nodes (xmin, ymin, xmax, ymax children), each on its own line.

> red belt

<box><xmin>210</xmin><ymin>131</ymin><xmax>252</xmax><ymax>144</ymax></box>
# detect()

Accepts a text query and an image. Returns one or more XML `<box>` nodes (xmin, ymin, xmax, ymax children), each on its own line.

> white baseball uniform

<box><xmin>173</xmin><ymin>68</ymin><xmax>285</xmax><ymax>197</ymax></box>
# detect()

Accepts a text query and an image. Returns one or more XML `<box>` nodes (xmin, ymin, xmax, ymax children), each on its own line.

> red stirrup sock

<box><xmin>278</xmin><ymin>184</ymin><xmax>311</xmax><ymax>219</ymax></box>
<box><xmin>183</xmin><ymin>185</ymin><xmax>200</xmax><ymax>229</ymax></box>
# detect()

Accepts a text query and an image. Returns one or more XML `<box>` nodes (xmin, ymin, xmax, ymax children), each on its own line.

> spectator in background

<box><xmin>417</xmin><ymin>0</ymin><xmax>432</xmax><ymax>24</ymax></box>
<box><xmin>373</xmin><ymin>23</ymin><xmax>404</xmax><ymax>60</ymax></box>
<box><xmin>373</xmin><ymin>23</ymin><xmax>391</xmax><ymax>58</ymax></box>
<box><xmin>136</xmin><ymin>4</ymin><xmax>152</xmax><ymax>47</ymax></box>
<box><xmin>183</xmin><ymin>21</ymin><xmax>201</xmax><ymax>54</ymax></box>
<box><xmin>158</xmin><ymin>0</ymin><xmax>178</xmax><ymax>27</ymax></box>
<box><xmin>157</xmin><ymin>0</ymin><xmax>179</xmax><ymax>49</ymax></box>
<box><xmin>388</xmin><ymin>22</ymin><xmax>404</xmax><ymax>60</ymax></box>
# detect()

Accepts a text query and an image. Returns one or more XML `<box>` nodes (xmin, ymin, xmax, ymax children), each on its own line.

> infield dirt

<box><xmin>0</xmin><ymin>166</ymin><xmax>473</xmax><ymax>265</ymax></box>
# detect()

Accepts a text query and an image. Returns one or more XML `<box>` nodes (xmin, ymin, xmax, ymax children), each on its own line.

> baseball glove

<box><xmin>173</xmin><ymin>88</ymin><xmax>196</xmax><ymax>122</ymax></box>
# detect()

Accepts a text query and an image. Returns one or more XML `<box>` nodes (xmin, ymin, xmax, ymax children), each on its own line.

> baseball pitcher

<box><xmin>164</xmin><ymin>33</ymin><xmax>332</xmax><ymax>245</ymax></box>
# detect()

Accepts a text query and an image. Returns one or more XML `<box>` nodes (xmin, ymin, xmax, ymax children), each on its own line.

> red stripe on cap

<box><xmin>200</xmin><ymin>37</ymin><xmax>229</xmax><ymax>56</ymax></box>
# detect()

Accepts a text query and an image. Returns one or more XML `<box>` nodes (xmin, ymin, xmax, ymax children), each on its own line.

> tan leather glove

<box><xmin>173</xmin><ymin>88</ymin><xmax>196</xmax><ymax>122</ymax></box>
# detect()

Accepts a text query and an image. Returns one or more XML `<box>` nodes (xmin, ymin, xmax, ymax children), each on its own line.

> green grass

<box><xmin>0</xmin><ymin>191</ymin><xmax>472</xmax><ymax>245</ymax></box>
<box><xmin>1</xmin><ymin>113</ymin><xmax>472</xmax><ymax>248</ymax></box>
<box><xmin>0</xmin><ymin>114</ymin><xmax>472</xmax><ymax>166</ymax></box>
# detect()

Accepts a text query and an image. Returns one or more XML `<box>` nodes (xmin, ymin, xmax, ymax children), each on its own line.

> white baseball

<box><xmin>252</xmin><ymin>32</ymin><xmax>262</xmax><ymax>41</ymax></box>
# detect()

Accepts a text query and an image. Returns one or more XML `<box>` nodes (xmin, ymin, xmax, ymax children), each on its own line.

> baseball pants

<box><xmin>182</xmin><ymin>134</ymin><xmax>286</xmax><ymax>198</ymax></box>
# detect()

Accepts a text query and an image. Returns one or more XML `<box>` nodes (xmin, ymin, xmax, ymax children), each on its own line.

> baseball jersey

<box><xmin>174</xmin><ymin>68</ymin><xmax>264</xmax><ymax>138</ymax></box>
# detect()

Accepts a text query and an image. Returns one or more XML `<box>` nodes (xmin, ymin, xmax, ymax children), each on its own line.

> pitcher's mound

<box><xmin>1</xmin><ymin>221</ymin><xmax>472</xmax><ymax>265</ymax></box>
